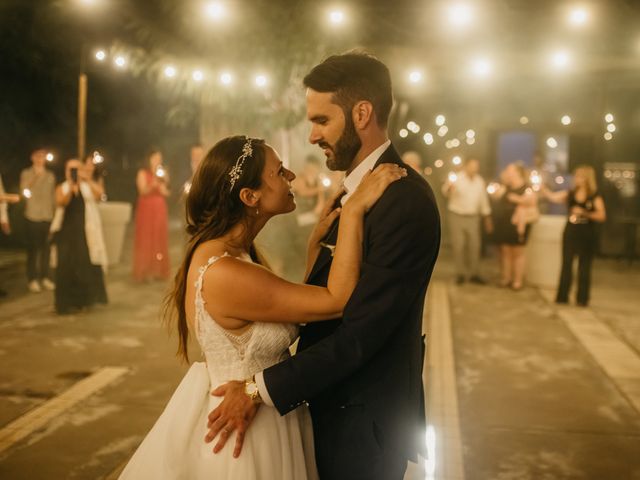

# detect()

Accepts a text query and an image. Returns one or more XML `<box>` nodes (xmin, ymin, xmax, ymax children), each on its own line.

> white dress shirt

<box><xmin>255</xmin><ymin>139</ymin><xmax>392</xmax><ymax>407</ymax></box>
<box><xmin>444</xmin><ymin>171</ymin><xmax>491</xmax><ymax>216</ymax></box>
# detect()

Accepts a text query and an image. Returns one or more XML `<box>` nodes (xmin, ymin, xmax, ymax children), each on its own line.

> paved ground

<box><xmin>1</xmin><ymin>226</ymin><xmax>639</xmax><ymax>479</ymax></box>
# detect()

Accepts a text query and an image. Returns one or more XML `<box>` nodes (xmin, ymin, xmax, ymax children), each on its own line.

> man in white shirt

<box><xmin>442</xmin><ymin>157</ymin><xmax>493</xmax><ymax>284</ymax></box>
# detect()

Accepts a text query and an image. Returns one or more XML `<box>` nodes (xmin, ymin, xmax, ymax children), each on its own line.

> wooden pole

<box><xmin>77</xmin><ymin>73</ymin><xmax>88</xmax><ymax>161</ymax></box>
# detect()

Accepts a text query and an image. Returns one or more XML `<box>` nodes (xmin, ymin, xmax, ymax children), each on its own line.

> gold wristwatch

<box><xmin>244</xmin><ymin>375</ymin><xmax>262</xmax><ymax>403</ymax></box>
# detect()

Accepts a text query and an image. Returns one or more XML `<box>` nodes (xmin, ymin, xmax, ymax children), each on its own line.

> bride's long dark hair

<box><xmin>165</xmin><ymin>135</ymin><xmax>268</xmax><ymax>362</ymax></box>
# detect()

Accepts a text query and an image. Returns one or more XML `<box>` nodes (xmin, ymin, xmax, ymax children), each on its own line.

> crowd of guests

<box><xmin>0</xmin><ymin>143</ymin><xmax>206</xmax><ymax>310</ymax></box>
<box><xmin>433</xmin><ymin>152</ymin><xmax>606</xmax><ymax>306</ymax></box>
<box><xmin>0</xmin><ymin>143</ymin><xmax>608</xmax><ymax>310</ymax></box>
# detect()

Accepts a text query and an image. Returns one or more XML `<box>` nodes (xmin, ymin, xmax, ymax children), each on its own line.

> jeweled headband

<box><xmin>228</xmin><ymin>136</ymin><xmax>253</xmax><ymax>191</ymax></box>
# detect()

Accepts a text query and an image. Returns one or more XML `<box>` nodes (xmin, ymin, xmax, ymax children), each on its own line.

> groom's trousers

<box><xmin>312</xmin><ymin>405</ymin><xmax>407</xmax><ymax>480</ymax></box>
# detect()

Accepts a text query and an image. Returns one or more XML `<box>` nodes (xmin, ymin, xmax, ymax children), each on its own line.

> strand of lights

<box><xmin>561</xmin><ymin>115</ymin><xmax>572</xmax><ymax>125</ymax></box>
<box><xmin>423</xmin><ymin>133</ymin><xmax>434</xmax><ymax>145</ymax></box>
<box><xmin>399</xmin><ymin>128</ymin><xmax>409</xmax><ymax>138</ymax></box>
<box><xmin>604</xmin><ymin>113</ymin><xmax>615</xmax><ymax>141</ymax></box>
<box><xmin>407</xmin><ymin>121</ymin><xmax>421</xmax><ymax>133</ymax></box>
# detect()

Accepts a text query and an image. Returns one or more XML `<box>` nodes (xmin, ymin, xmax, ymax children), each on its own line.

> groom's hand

<box><xmin>205</xmin><ymin>380</ymin><xmax>259</xmax><ymax>458</ymax></box>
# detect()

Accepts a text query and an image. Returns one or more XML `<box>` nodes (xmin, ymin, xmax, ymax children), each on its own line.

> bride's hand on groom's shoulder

<box><xmin>346</xmin><ymin>164</ymin><xmax>407</xmax><ymax>215</ymax></box>
<box><xmin>205</xmin><ymin>381</ymin><xmax>260</xmax><ymax>458</ymax></box>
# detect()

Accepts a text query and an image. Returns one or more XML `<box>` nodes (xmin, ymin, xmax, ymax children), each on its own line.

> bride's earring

<box><xmin>256</xmin><ymin>208</ymin><xmax>259</xmax><ymax>216</ymax></box>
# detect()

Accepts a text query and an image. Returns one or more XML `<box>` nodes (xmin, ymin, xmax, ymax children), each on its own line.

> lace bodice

<box><xmin>194</xmin><ymin>253</ymin><xmax>298</xmax><ymax>383</ymax></box>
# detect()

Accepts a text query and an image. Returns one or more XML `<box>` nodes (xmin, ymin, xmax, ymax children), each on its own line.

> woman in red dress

<box><xmin>133</xmin><ymin>149</ymin><xmax>170</xmax><ymax>282</ymax></box>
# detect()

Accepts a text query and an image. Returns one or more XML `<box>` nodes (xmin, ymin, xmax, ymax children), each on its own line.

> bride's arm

<box><xmin>205</xmin><ymin>164</ymin><xmax>407</xmax><ymax>324</ymax></box>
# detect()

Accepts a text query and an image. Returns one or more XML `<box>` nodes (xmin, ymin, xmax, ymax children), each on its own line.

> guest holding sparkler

<box><xmin>133</xmin><ymin>149</ymin><xmax>170</xmax><ymax>282</ymax></box>
<box><xmin>541</xmin><ymin>166</ymin><xmax>606</xmax><ymax>306</ymax></box>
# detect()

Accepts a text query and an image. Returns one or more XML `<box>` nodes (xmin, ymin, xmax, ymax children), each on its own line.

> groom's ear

<box><xmin>238</xmin><ymin>188</ymin><xmax>260</xmax><ymax>208</ymax></box>
<box><xmin>352</xmin><ymin>101</ymin><xmax>374</xmax><ymax>130</ymax></box>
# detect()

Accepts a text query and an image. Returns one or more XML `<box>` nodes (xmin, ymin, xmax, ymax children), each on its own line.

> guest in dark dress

<box><xmin>490</xmin><ymin>163</ymin><xmax>538</xmax><ymax>290</ymax></box>
<box><xmin>542</xmin><ymin>165</ymin><xmax>606</xmax><ymax>306</ymax></box>
<box><xmin>52</xmin><ymin>159</ymin><xmax>108</xmax><ymax>314</ymax></box>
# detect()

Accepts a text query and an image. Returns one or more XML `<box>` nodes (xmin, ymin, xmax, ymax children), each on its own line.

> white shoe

<box><xmin>28</xmin><ymin>280</ymin><xmax>42</xmax><ymax>293</ymax></box>
<box><xmin>41</xmin><ymin>278</ymin><xmax>55</xmax><ymax>291</ymax></box>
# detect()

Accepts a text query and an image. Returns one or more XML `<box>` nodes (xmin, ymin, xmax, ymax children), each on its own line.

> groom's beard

<box><xmin>322</xmin><ymin>115</ymin><xmax>361</xmax><ymax>172</ymax></box>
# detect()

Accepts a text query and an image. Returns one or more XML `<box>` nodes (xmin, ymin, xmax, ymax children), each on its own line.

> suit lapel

<box><xmin>306</xmin><ymin>143</ymin><xmax>402</xmax><ymax>285</ymax></box>
<box><xmin>307</xmin><ymin>216</ymin><xmax>340</xmax><ymax>283</ymax></box>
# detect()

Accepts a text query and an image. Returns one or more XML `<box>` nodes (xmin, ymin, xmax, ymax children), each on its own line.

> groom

<box><xmin>206</xmin><ymin>52</ymin><xmax>441</xmax><ymax>479</ymax></box>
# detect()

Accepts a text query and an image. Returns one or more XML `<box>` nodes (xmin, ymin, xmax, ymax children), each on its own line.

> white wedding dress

<box><xmin>119</xmin><ymin>253</ymin><xmax>318</xmax><ymax>480</ymax></box>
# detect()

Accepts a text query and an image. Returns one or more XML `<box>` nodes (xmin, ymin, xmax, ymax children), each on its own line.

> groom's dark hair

<box><xmin>303</xmin><ymin>51</ymin><xmax>393</xmax><ymax>128</ymax></box>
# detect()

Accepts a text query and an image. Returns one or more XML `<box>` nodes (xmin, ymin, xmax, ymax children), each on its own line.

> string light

<box><xmin>607</xmin><ymin>123</ymin><xmax>616</xmax><ymax>133</ymax></box>
<box><xmin>434</xmin><ymin>159</ymin><xmax>444</xmax><ymax>168</ymax></box>
<box><xmin>399</xmin><ymin>129</ymin><xmax>409</xmax><ymax>138</ymax></box>
<box><xmin>568</xmin><ymin>7</ymin><xmax>589</xmax><ymax>27</ymax></box>
<box><xmin>407</xmin><ymin>121</ymin><xmax>421</xmax><ymax>133</ymax></box>
<box><xmin>435</xmin><ymin>114</ymin><xmax>446</xmax><ymax>126</ymax></box>
<box><xmin>546</xmin><ymin>137</ymin><xmax>558</xmax><ymax>148</ymax></box>
<box><xmin>520</xmin><ymin>116</ymin><xmax>529</xmax><ymax>125</ymax></box>
<box><xmin>328</xmin><ymin>9</ymin><xmax>345</xmax><ymax>26</ymax></box>
<box><xmin>205</xmin><ymin>2</ymin><xmax>226</xmax><ymax>21</ymax></box>
<box><xmin>114</xmin><ymin>55</ymin><xmax>126</xmax><ymax>69</ymax></box>
<box><xmin>408</xmin><ymin>70</ymin><xmax>423</xmax><ymax>83</ymax></box>
<box><xmin>95</xmin><ymin>50</ymin><xmax>106</xmax><ymax>61</ymax></box>
<box><xmin>561</xmin><ymin>115</ymin><xmax>572</xmax><ymax>125</ymax></box>
<box><xmin>254</xmin><ymin>74</ymin><xmax>268</xmax><ymax>88</ymax></box>
<box><xmin>437</xmin><ymin>125</ymin><xmax>449</xmax><ymax>137</ymax></box>
<box><xmin>604</xmin><ymin>132</ymin><xmax>613</xmax><ymax>141</ymax></box>
<box><xmin>551</xmin><ymin>50</ymin><xmax>571</xmax><ymax>69</ymax></box>
<box><xmin>45</xmin><ymin>153</ymin><xmax>54</xmax><ymax>162</ymax></box>
<box><xmin>471</xmin><ymin>57</ymin><xmax>492</xmax><ymax>77</ymax></box>
<box><xmin>220</xmin><ymin>72</ymin><xmax>233</xmax><ymax>85</ymax></box>
<box><xmin>452</xmin><ymin>155</ymin><xmax>462</xmax><ymax>165</ymax></box>
<box><xmin>447</xmin><ymin>4</ymin><xmax>473</xmax><ymax>28</ymax></box>
<box><xmin>192</xmin><ymin>70</ymin><xmax>204</xmax><ymax>82</ymax></box>
<box><xmin>423</xmin><ymin>133</ymin><xmax>434</xmax><ymax>145</ymax></box>
<box><xmin>164</xmin><ymin>65</ymin><xmax>177</xmax><ymax>78</ymax></box>
<box><xmin>605</xmin><ymin>113</ymin><xmax>614</xmax><ymax>123</ymax></box>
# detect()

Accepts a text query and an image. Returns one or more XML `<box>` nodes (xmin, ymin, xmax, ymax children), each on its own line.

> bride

<box><xmin>119</xmin><ymin>135</ymin><xmax>406</xmax><ymax>479</ymax></box>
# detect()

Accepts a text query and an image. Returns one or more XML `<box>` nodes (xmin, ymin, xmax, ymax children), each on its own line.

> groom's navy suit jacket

<box><xmin>263</xmin><ymin>144</ymin><xmax>440</xmax><ymax>461</ymax></box>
